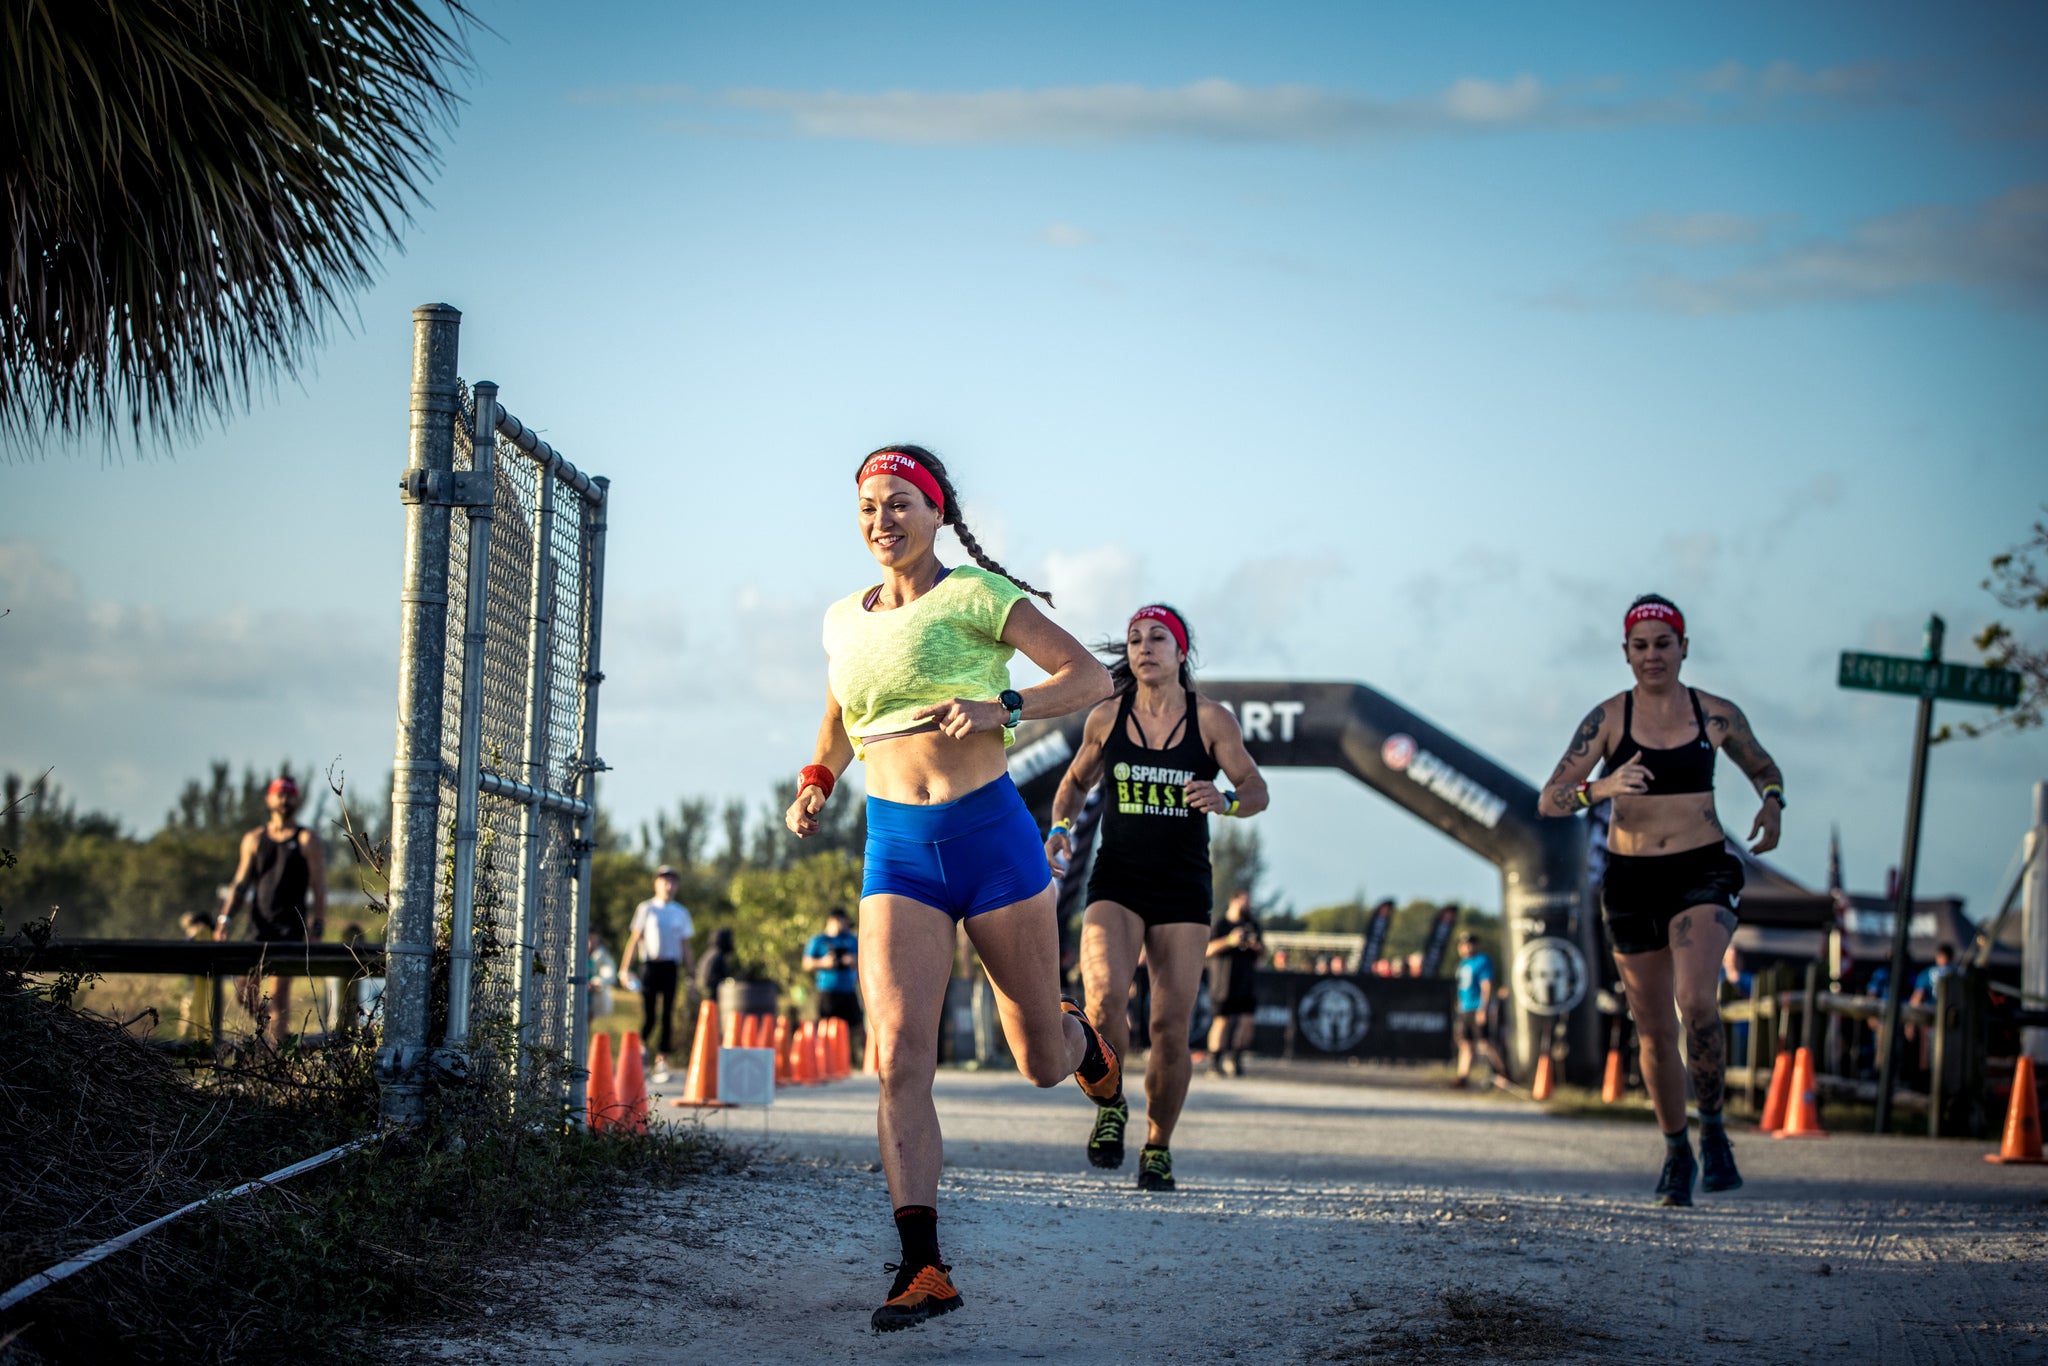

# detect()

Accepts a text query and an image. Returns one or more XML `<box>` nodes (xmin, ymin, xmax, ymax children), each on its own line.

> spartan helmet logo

<box><xmin>1297</xmin><ymin>979</ymin><xmax>1372</xmax><ymax>1053</ymax></box>
<box><xmin>1512</xmin><ymin>937</ymin><xmax>1588</xmax><ymax>1017</ymax></box>
<box><xmin>1112</xmin><ymin>761</ymin><xmax>1131</xmax><ymax>782</ymax></box>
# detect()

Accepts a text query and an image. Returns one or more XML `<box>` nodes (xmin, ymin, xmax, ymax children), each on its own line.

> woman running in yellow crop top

<box><xmin>783</xmin><ymin>444</ymin><xmax>1115</xmax><ymax>1333</ymax></box>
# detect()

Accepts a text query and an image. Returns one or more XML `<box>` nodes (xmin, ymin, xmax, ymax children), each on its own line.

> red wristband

<box><xmin>799</xmin><ymin>765</ymin><xmax>836</xmax><ymax>800</ymax></box>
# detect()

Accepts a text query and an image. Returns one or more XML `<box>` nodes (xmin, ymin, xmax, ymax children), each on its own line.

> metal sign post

<box><xmin>1844</xmin><ymin>618</ymin><xmax>2020</xmax><ymax>1133</ymax></box>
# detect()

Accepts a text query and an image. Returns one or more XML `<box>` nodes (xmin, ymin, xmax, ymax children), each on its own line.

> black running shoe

<box><xmin>871</xmin><ymin>1261</ymin><xmax>963</xmax><ymax>1333</ymax></box>
<box><xmin>1136</xmin><ymin>1146</ymin><xmax>1176</xmax><ymax>1192</ymax></box>
<box><xmin>1699</xmin><ymin>1127</ymin><xmax>1743</xmax><ymax>1193</ymax></box>
<box><xmin>1655</xmin><ymin>1147</ymin><xmax>1697</xmax><ymax>1207</ymax></box>
<box><xmin>1087</xmin><ymin>1096</ymin><xmax>1128</xmax><ymax>1169</ymax></box>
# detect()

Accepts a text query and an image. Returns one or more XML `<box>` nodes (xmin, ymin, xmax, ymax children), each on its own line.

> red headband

<box><xmin>857</xmin><ymin>452</ymin><xmax>944</xmax><ymax>514</ymax></box>
<box><xmin>1624</xmin><ymin>602</ymin><xmax>1685</xmax><ymax>638</ymax></box>
<box><xmin>1129</xmin><ymin>606</ymin><xmax>1188</xmax><ymax>656</ymax></box>
<box><xmin>267</xmin><ymin>777</ymin><xmax>299</xmax><ymax>799</ymax></box>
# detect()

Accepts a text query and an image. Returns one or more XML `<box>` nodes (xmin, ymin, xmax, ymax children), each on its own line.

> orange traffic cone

<box><xmin>829</xmin><ymin>1019</ymin><xmax>852</xmax><ymax>1080</ymax></box>
<box><xmin>790</xmin><ymin>1021</ymin><xmax>816</xmax><ymax>1084</ymax></box>
<box><xmin>811</xmin><ymin>1021</ymin><xmax>832</xmax><ymax>1083</ymax></box>
<box><xmin>1986</xmin><ymin>1056</ymin><xmax>2045</xmax><ymax>1164</ymax></box>
<box><xmin>1774</xmin><ymin>1047</ymin><xmax>1828</xmax><ymax>1138</ymax></box>
<box><xmin>772</xmin><ymin>1016</ymin><xmax>792</xmax><ymax>1083</ymax></box>
<box><xmin>1758</xmin><ymin>1051</ymin><xmax>1794</xmax><ymax>1133</ymax></box>
<box><xmin>586</xmin><ymin>1032</ymin><xmax>617</xmax><ymax>1132</ymax></box>
<box><xmin>615</xmin><ymin>1029</ymin><xmax>649</xmax><ymax>1134</ymax></box>
<box><xmin>676</xmin><ymin>1001</ymin><xmax>728</xmax><ymax>1108</ymax></box>
<box><xmin>1600</xmin><ymin>1047</ymin><xmax>1625</xmax><ymax>1104</ymax></box>
<box><xmin>864</xmin><ymin>1026</ymin><xmax>880</xmax><ymax>1076</ymax></box>
<box><xmin>1530</xmin><ymin>1052</ymin><xmax>1555</xmax><ymax>1102</ymax></box>
<box><xmin>741</xmin><ymin>1014</ymin><xmax>763</xmax><ymax>1049</ymax></box>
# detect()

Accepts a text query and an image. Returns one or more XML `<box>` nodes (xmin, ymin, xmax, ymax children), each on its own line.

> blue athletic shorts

<box><xmin>862</xmin><ymin>773</ymin><xmax>1053</xmax><ymax>920</ymax></box>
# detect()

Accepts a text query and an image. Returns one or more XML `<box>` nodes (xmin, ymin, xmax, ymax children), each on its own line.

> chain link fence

<box><xmin>378</xmin><ymin>304</ymin><xmax>609</xmax><ymax>1127</ymax></box>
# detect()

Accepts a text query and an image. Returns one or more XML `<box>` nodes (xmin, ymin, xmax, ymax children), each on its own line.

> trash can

<box><xmin>719</xmin><ymin>978</ymin><xmax>779</xmax><ymax>1041</ymax></box>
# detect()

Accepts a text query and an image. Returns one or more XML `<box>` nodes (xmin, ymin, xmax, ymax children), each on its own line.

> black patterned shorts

<box><xmin>1601</xmin><ymin>843</ymin><xmax>1743</xmax><ymax>956</ymax></box>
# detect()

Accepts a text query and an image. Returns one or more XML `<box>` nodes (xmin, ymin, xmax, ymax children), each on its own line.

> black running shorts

<box><xmin>1085</xmin><ymin>867</ymin><xmax>1212</xmax><ymax>928</ymax></box>
<box><xmin>1601</xmin><ymin>843</ymin><xmax>1744</xmax><ymax>956</ymax></box>
<box><xmin>817</xmin><ymin>989</ymin><xmax>863</xmax><ymax>1025</ymax></box>
<box><xmin>1454</xmin><ymin>1009</ymin><xmax>1491</xmax><ymax>1045</ymax></box>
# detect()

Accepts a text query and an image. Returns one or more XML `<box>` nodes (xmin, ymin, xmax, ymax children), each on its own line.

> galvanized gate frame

<box><xmin>378</xmin><ymin>303</ymin><xmax>609</xmax><ymax>1127</ymax></box>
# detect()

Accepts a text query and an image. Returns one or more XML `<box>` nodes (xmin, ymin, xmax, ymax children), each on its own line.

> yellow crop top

<box><xmin>822</xmin><ymin>566</ymin><xmax>1028</xmax><ymax>760</ymax></box>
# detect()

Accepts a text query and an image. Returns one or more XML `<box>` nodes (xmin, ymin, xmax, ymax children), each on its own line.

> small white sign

<box><xmin>718</xmin><ymin>1047</ymin><xmax>777</xmax><ymax>1106</ymax></box>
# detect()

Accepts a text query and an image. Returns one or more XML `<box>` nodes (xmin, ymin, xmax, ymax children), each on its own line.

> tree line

<box><xmin>0</xmin><ymin>762</ymin><xmax>1507</xmax><ymax>995</ymax></box>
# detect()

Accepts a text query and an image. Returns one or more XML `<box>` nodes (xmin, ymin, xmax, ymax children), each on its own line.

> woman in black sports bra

<box><xmin>1043</xmin><ymin>605</ymin><xmax>1269</xmax><ymax>1191</ymax></box>
<box><xmin>1539</xmin><ymin>593</ymin><xmax>1786</xmax><ymax>1207</ymax></box>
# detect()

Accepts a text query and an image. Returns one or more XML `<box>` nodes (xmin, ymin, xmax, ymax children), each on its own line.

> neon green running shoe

<box><xmin>1136</xmin><ymin>1145</ymin><xmax>1176</xmax><ymax>1192</ymax></box>
<box><xmin>1087</xmin><ymin>1096</ymin><xmax>1128</xmax><ymax>1169</ymax></box>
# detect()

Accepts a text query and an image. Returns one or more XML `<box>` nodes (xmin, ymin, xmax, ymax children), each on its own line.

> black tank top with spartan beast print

<box><xmin>1090</xmin><ymin>688</ymin><xmax>1221</xmax><ymax>898</ymax></box>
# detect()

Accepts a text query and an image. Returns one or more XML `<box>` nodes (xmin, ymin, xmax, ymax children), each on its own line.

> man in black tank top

<box><xmin>1044</xmin><ymin>606</ymin><xmax>1270</xmax><ymax>1191</ymax></box>
<box><xmin>216</xmin><ymin>776</ymin><xmax>327</xmax><ymax>1047</ymax></box>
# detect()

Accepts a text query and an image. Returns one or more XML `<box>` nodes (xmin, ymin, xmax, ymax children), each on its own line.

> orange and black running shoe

<box><xmin>871</xmin><ymin>1261</ymin><xmax>963</xmax><ymax>1333</ymax></box>
<box><xmin>1061</xmin><ymin>995</ymin><xmax>1123</xmax><ymax>1106</ymax></box>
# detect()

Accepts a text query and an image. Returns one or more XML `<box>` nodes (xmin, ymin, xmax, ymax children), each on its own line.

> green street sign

<box><xmin>1838</xmin><ymin>651</ymin><xmax>2022</xmax><ymax>707</ymax></box>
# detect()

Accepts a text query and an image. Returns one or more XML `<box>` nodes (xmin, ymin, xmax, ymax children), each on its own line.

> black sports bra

<box><xmin>1606</xmin><ymin>688</ymin><xmax>1716</xmax><ymax>795</ymax></box>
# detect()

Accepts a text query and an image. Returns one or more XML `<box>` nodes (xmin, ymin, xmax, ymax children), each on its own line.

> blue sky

<box><xmin>5</xmin><ymin>1</ymin><xmax>2046</xmax><ymax>915</ymax></box>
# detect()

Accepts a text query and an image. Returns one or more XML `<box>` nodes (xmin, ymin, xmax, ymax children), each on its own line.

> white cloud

<box><xmin>1040</xmin><ymin>542</ymin><xmax>1146</xmax><ymax>640</ymax></box>
<box><xmin>584</xmin><ymin>62</ymin><xmax>1902</xmax><ymax>147</ymax></box>
<box><xmin>0</xmin><ymin>542</ymin><xmax>385</xmax><ymax>704</ymax></box>
<box><xmin>1624</xmin><ymin>212</ymin><xmax>1773</xmax><ymax>247</ymax></box>
<box><xmin>1640</xmin><ymin>184</ymin><xmax>2048</xmax><ymax>313</ymax></box>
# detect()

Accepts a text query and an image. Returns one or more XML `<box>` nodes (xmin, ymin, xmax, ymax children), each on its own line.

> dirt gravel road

<box><xmin>416</xmin><ymin>1065</ymin><xmax>2048</xmax><ymax>1365</ymax></box>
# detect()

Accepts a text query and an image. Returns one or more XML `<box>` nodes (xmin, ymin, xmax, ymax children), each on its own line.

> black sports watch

<box><xmin>999</xmin><ymin>689</ymin><xmax>1025</xmax><ymax>727</ymax></box>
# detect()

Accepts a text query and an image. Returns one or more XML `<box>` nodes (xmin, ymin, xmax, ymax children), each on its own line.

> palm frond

<box><xmin>2</xmin><ymin>0</ymin><xmax>477</xmax><ymax>451</ymax></box>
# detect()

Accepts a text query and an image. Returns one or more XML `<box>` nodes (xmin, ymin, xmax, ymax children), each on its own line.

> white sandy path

<box><xmin>413</xmin><ymin>1068</ymin><xmax>2048</xmax><ymax>1365</ymax></box>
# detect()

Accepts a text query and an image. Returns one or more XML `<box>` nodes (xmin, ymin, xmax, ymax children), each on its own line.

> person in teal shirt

<box><xmin>1452</xmin><ymin>934</ymin><xmax>1508</xmax><ymax>1088</ymax></box>
<box><xmin>803</xmin><ymin>908</ymin><xmax>863</xmax><ymax>1042</ymax></box>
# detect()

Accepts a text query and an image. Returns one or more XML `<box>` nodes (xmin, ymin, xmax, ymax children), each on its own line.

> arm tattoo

<box><xmin>1539</xmin><ymin>705</ymin><xmax>1606</xmax><ymax>816</ymax></box>
<box><xmin>1717</xmin><ymin>701</ymin><xmax>1784</xmax><ymax>791</ymax></box>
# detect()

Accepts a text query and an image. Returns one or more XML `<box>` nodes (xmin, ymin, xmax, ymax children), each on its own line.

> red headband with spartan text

<box><xmin>1129</xmin><ymin>605</ymin><xmax>1188</xmax><ymax>656</ymax></box>
<box><xmin>1624</xmin><ymin>602</ymin><xmax>1685</xmax><ymax>638</ymax></box>
<box><xmin>857</xmin><ymin>452</ymin><xmax>945</xmax><ymax>514</ymax></box>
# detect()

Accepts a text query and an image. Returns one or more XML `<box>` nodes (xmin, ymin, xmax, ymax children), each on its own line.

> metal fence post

<box><xmin>568</xmin><ymin>476</ymin><xmax>610</xmax><ymax>1123</ymax></box>
<box><xmin>2026</xmin><ymin>783</ymin><xmax>2048</xmax><ymax>1064</ymax></box>
<box><xmin>514</xmin><ymin>447</ymin><xmax>559</xmax><ymax>1048</ymax></box>
<box><xmin>442</xmin><ymin>381</ymin><xmax>498</xmax><ymax>1048</ymax></box>
<box><xmin>379</xmin><ymin>303</ymin><xmax>462</xmax><ymax>1125</ymax></box>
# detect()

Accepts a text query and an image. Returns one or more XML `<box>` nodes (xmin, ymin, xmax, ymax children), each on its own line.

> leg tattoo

<box><xmin>1685</xmin><ymin>1014</ymin><xmax>1726</xmax><ymax>1115</ymax></box>
<box><xmin>1713</xmin><ymin>907</ymin><xmax>1738</xmax><ymax>936</ymax></box>
<box><xmin>1671</xmin><ymin>913</ymin><xmax>1694</xmax><ymax>949</ymax></box>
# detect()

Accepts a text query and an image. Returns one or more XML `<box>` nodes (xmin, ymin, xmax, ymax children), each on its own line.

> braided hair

<box><xmin>858</xmin><ymin>444</ymin><xmax>1053</xmax><ymax>604</ymax></box>
<box><xmin>1098</xmin><ymin>603</ymin><xmax>1195</xmax><ymax>694</ymax></box>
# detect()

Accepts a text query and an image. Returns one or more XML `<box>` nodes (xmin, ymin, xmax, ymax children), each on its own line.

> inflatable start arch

<box><xmin>1009</xmin><ymin>680</ymin><xmax>1603</xmax><ymax>1085</ymax></box>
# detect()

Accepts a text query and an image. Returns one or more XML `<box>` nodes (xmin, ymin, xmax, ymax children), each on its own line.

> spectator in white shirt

<box><xmin>620</xmin><ymin>866</ymin><xmax>695</xmax><ymax>1080</ymax></box>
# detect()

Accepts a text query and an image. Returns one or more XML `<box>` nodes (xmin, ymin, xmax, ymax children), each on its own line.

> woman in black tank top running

<box><xmin>1044</xmin><ymin>605</ymin><xmax>1269</xmax><ymax>1191</ymax></box>
<box><xmin>1539</xmin><ymin>593</ymin><xmax>1786</xmax><ymax>1207</ymax></box>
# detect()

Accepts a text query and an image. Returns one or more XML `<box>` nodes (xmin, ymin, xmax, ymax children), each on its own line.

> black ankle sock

<box><xmin>1664</xmin><ymin>1126</ymin><xmax>1693</xmax><ymax>1155</ymax></box>
<box><xmin>893</xmin><ymin>1205</ymin><xmax>940</xmax><ymax>1268</ymax></box>
<box><xmin>1699</xmin><ymin>1108</ymin><xmax>1725</xmax><ymax>1135</ymax></box>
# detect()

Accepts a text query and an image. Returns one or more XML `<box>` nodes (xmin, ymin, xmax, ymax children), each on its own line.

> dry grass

<box><xmin>0</xmin><ymin>929</ymin><xmax>734</xmax><ymax>1364</ymax></box>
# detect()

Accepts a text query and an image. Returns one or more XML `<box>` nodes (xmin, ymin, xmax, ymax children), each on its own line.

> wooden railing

<box><xmin>3</xmin><ymin>938</ymin><xmax>386</xmax><ymax>1047</ymax></box>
